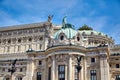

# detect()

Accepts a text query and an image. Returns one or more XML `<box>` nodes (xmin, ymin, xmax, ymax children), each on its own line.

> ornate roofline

<box><xmin>0</xmin><ymin>22</ymin><xmax>51</xmax><ymax>32</ymax></box>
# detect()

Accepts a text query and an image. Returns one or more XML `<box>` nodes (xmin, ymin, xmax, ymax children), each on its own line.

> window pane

<box><xmin>90</xmin><ymin>70</ymin><xmax>97</xmax><ymax>80</ymax></box>
<box><xmin>58</xmin><ymin>65</ymin><xmax>65</xmax><ymax>80</ymax></box>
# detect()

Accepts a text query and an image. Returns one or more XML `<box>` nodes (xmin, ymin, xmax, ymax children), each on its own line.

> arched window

<box><xmin>6</xmin><ymin>77</ymin><xmax>10</xmax><ymax>80</ymax></box>
<box><xmin>77</xmin><ymin>37</ymin><xmax>80</xmax><ymax>41</ymax></box>
<box><xmin>8</xmin><ymin>39</ymin><xmax>11</xmax><ymax>44</ymax></box>
<box><xmin>4</xmin><ymin>76</ymin><xmax>10</xmax><ymax>80</ymax></box>
<box><xmin>16</xmin><ymin>76</ymin><xmax>23</xmax><ymax>80</ymax></box>
<box><xmin>60</xmin><ymin>35</ymin><xmax>64</xmax><ymax>40</ymax></box>
<box><xmin>18</xmin><ymin>39</ymin><xmax>21</xmax><ymax>43</ymax></box>
<box><xmin>18</xmin><ymin>77</ymin><xmax>22</xmax><ymax>80</ymax></box>
<box><xmin>39</xmin><ymin>36</ymin><xmax>43</xmax><ymax>41</ymax></box>
<box><xmin>29</xmin><ymin>38</ymin><xmax>32</xmax><ymax>42</ymax></box>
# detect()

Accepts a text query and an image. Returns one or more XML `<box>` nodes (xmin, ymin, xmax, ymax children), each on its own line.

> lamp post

<box><xmin>76</xmin><ymin>56</ymin><xmax>82</xmax><ymax>80</ymax></box>
<box><xmin>8</xmin><ymin>59</ymin><xmax>17</xmax><ymax>80</ymax></box>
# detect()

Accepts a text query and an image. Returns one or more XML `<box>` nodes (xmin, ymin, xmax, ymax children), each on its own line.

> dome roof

<box><xmin>54</xmin><ymin>24</ymin><xmax>77</xmax><ymax>39</ymax></box>
<box><xmin>79</xmin><ymin>30</ymin><xmax>107</xmax><ymax>36</ymax></box>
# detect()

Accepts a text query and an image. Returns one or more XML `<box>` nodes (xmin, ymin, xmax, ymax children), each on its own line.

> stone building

<box><xmin>0</xmin><ymin>17</ymin><xmax>120</xmax><ymax>80</ymax></box>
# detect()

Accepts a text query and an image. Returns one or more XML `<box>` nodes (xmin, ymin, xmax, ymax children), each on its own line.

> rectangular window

<box><xmin>91</xmin><ymin>58</ymin><xmax>95</xmax><ymax>63</ymax></box>
<box><xmin>39</xmin><ymin>61</ymin><xmax>42</xmax><ymax>65</ymax></box>
<box><xmin>48</xmin><ymin>67</ymin><xmax>51</xmax><ymax>80</ymax></box>
<box><xmin>116</xmin><ymin>75</ymin><xmax>120</xmax><ymax>80</ymax></box>
<box><xmin>90</xmin><ymin>70</ymin><xmax>97</xmax><ymax>80</ymax></box>
<box><xmin>58</xmin><ymin>65</ymin><xmax>65</xmax><ymax>80</ymax></box>
<box><xmin>116</xmin><ymin>64</ymin><xmax>119</xmax><ymax>68</ymax></box>
<box><xmin>37</xmin><ymin>72</ymin><xmax>41</xmax><ymax>80</ymax></box>
<box><xmin>20</xmin><ymin>68</ymin><xmax>23</xmax><ymax>72</ymax></box>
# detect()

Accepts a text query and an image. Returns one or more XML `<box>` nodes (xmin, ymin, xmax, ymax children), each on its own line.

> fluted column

<box><xmin>51</xmin><ymin>56</ymin><xmax>55</xmax><ymax>80</ymax></box>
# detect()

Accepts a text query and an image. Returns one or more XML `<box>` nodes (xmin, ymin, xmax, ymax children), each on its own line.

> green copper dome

<box><xmin>54</xmin><ymin>26</ymin><xmax>77</xmax><ymax>39</ymax></box>
<box><xmin>79</xmin><ymin>30</ymin><xmax>106</xmax><ymax>36</ymax></box>
<box><xmin>54</xmin><ymin>17</ymin><xmax>77</xmax><ymax>39</ymax></box>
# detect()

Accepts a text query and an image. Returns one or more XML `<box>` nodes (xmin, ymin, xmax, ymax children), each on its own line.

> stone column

<box><xmin>68</xmin><ymin>55</ymin><xmax>72</xmax><ymax>80</ymax></box>
<box><xmin>51</xmin><ymin>56</ymin><xmax>55</xmax><ymax>80</ymax></box>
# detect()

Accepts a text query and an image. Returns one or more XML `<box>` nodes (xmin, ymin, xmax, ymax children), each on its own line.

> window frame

<box><xmin>90</xmin><ymin>70</ymin><xmax>97</xmax><ymax>80</ymax></box>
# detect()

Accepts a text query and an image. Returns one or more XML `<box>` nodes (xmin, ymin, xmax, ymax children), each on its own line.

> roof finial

<box><xmin>62</xmin><ymin>16</ymin><xmax>67</xmax><ymax>28</ymax></box>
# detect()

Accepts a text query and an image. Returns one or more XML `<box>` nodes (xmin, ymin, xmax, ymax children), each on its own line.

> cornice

<box><xmin>0</xmin><ymin>52</ymin><xmax>27</xmax><ymax>58</ymax></box>
<box><xmin>86</xmin><ymin>46</ymin><xmax>109</xmax><ymax>52</ymax></box>
<box><xmin>0</xmin><ymin>22</ymin><xmax>51</xmax><ymax>32</ymax></box>
<box><xmin>45</xmin><ymin>45</ymin><xmax>86</xmax><ymax>54</ymax></box>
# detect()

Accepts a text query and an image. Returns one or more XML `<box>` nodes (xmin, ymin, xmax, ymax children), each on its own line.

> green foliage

<box><xmin>78</xmin><ymin>24</ymin><xmax>93</xmax><ymax>30</ymax></box>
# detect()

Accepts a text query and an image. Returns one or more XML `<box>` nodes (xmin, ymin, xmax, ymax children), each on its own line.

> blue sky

<box><xmin>0</xmin><ymin>0</ymin><xmax>120</xmax><ymax>44</ymax></box>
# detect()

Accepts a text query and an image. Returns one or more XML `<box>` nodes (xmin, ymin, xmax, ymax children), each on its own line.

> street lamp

<box><xmin>76</xmin><ymin>56</ymin><xmax>82</xmax><ymax>80</ymax></box>
<box><xmin>8</xmin><ymin>59</ymin><xmax>17</xmax><ymax>80</ymax></box>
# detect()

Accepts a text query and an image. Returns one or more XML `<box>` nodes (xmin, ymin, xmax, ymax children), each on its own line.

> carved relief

<box><xmin>55</xmin><ymin>54</ymin><xmax>68</xmax><ymax>63</ymax></box>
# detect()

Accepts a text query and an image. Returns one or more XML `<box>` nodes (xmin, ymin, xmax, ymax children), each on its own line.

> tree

<box><xmin>78</xmin><ymin>24</ymin><xmax>93</xmax><ymax>30</ymax></box>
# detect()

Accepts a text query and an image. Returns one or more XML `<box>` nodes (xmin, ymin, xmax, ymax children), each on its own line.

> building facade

<box><xmin>0</xmin><ymin>17</ymin><xmax>120</xmax><ymax>80</ymax></box>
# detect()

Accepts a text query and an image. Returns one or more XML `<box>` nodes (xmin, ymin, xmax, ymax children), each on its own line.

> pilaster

<box><xmin>26</xmin><ymin>58</ymin><xmax>35</xmax><ymax>80</ymax></box>
<box><xmin>99</xmin><ymin>54</ymin><xmax>110</xmax><ymax>80</ymax></box>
